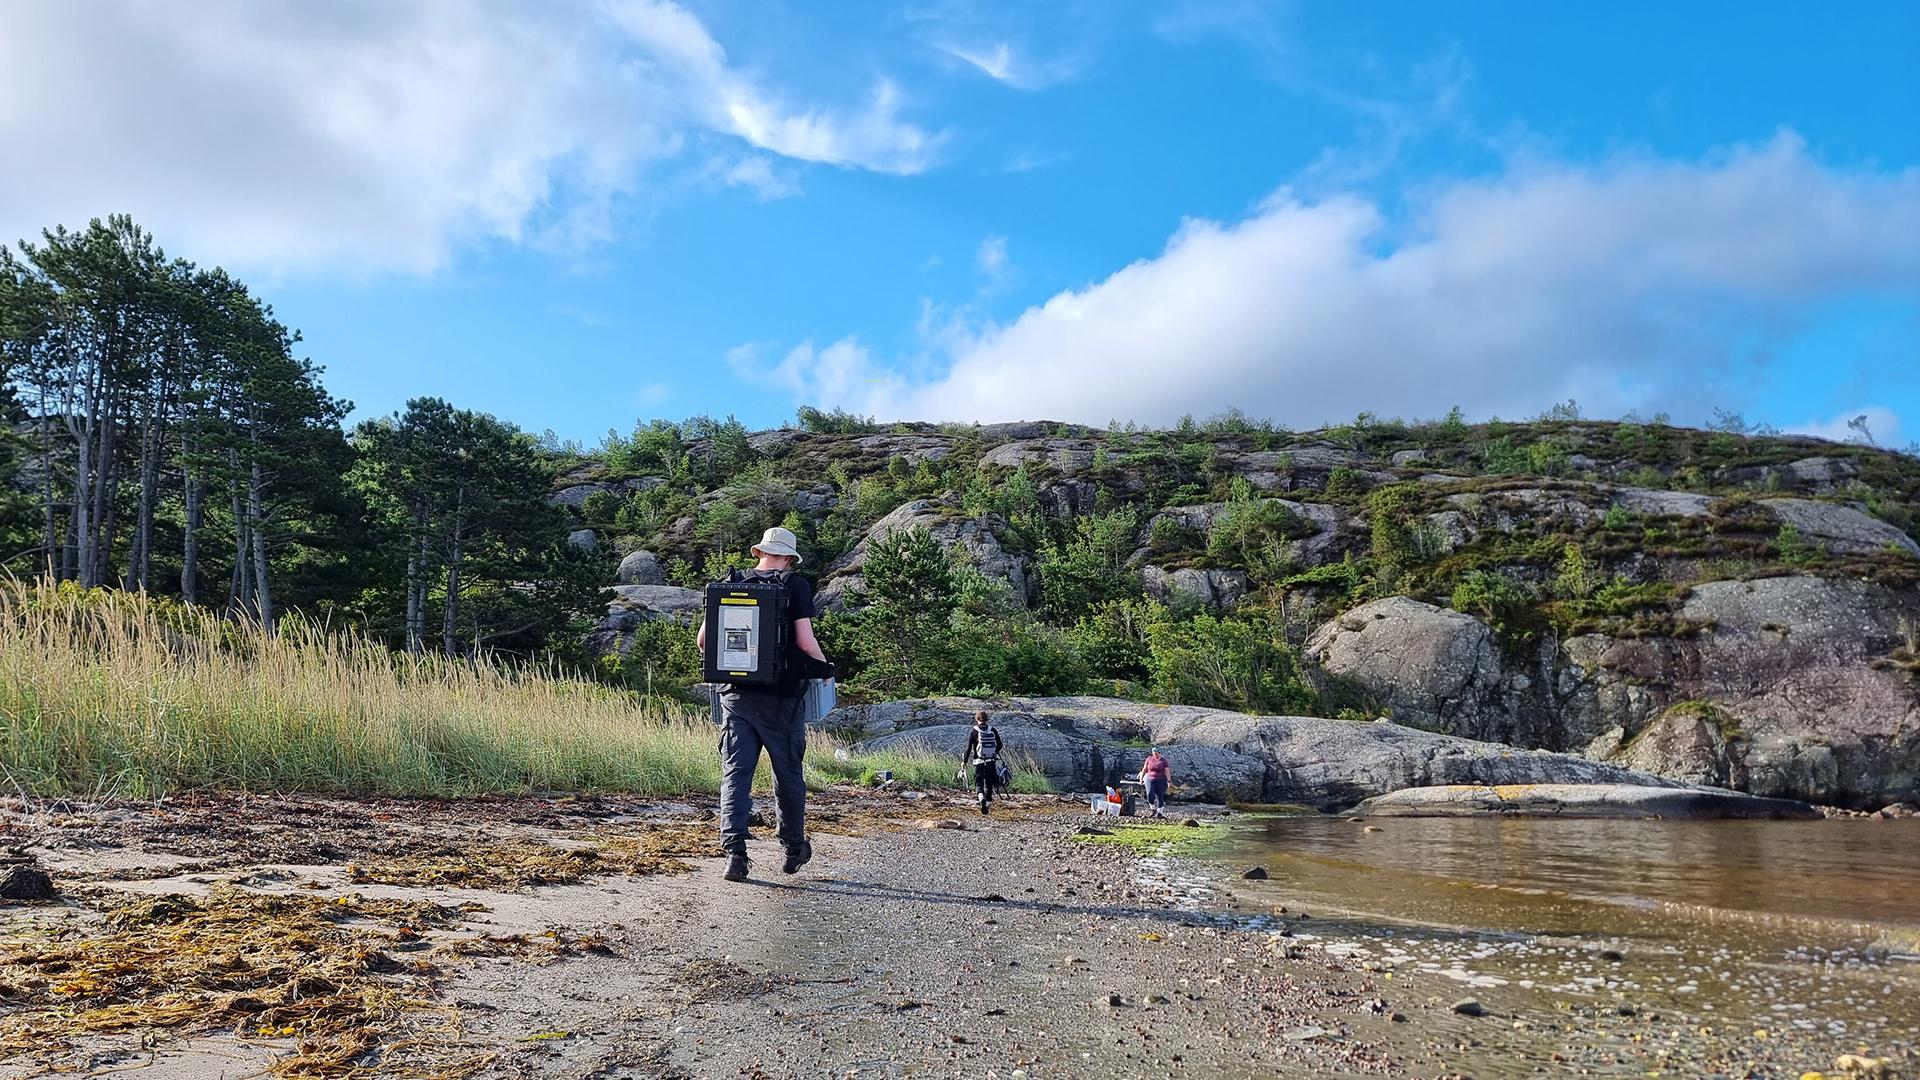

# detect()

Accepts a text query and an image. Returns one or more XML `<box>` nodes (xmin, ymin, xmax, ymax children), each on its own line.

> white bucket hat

<box><xmin>751</xmin><ymin>526</ymin><xmax>803</xmax><ymax>564</ymax></box>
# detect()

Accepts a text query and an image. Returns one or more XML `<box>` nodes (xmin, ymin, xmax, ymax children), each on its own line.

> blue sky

<box><xmin>4</xmin><ymin>1</ymin><xmax>1917</xmax><ymax>446</ymax></box>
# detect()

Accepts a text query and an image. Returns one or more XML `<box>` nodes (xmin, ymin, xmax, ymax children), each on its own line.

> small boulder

<box><xmin>1141</xmin><ymin>565</ymin><xmax>1249</xmax><ymax>611</ymax></box>
<box><xmin>567</xmin><ymin>528</ymin><xmax>598</xmax><ymax>552</ymax></box>
<box><xmin>616</xmin><ymin>549</ymin><xmax>666</xmax><ymax>585</ymax></box>
<box><xmin>1450</xmin><ymin>998</ymin><xmax>1486</xmax><ymax>1017</ymax></box>
<box><xmin>1240</xmin><ymin>866</ymin><xmax>1269</xmax><ymax>880</ymax></box>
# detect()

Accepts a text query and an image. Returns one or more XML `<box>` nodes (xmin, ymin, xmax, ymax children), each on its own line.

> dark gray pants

<box><xmin>717</xmin><ymin>689</ymin><xmax>807</xmax><ymax>855</ymax></box>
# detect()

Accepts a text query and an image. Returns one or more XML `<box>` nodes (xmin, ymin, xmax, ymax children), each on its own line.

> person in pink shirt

<box><xmin>1138</xmin><ymin>748</ymin><xmax>1171</xmax><ymax>816</ymax></box>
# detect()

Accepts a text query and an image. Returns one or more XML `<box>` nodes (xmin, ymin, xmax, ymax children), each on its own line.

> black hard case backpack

<box><xmin>701</xmin><ymin>571</ymin><xmax>791</xmax><ymax>687</ymax></box>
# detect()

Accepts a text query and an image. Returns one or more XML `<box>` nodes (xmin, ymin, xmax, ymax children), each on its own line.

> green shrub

<box><xmin>1554</xmin><ymin>543</ymin><xmax>1598</xmax><ymax>600</ymax></box>
<box><xmin>580</xmin><ymin>488</ymin><xmax>622</xmax><ymax>529</ymax></box>
<box><xmin>1449</xmin><ymin>571</ymin><xmax>1540</xmax><ymax>647</ymax></box>
<box><xmin>1281</xmin><ymin>555</ymin><xmax>1367</xmax><ymax>598</ymax></box>
<box><xmin>1036</xmin><ymin>508</ymin><xmax>1143</xmax><ymax>621</ymax></box>
<box><xmin>1611</xmin><ymin>423</ymin><xmax>1648</xmax><ymax>451</ymax></box>
<box><xmin>1366</xmin><ymin>484</ymin><xmax>1443</xmax><ymax>590</ymax></box>
<box><xmin>1325</xmin><ymin>465</ymin><xmax>1370</xmax><ymax>496</ymax></box>
<box><xmin>1773</xmin><ymin>522</ymin><xmax>1825</xmax><ymax>566</ymax></box>
<box><xmin>1143</xmin><ymin>612</ymin><xmax>1318</xmax><ymax>715</ymax></box>
<box><xmin>795</xmin><ymin>405</ymin><xmax>879</xmax><ymax>434</ymax></box>
<box><xmin>597</xmin><ymin>618</ymin><xmax>701</xmax><ymax>695</ymax></box>
<box><xmin>1527</xmin><ymin>440</ymin><xmax>1568</xmax><ymax>475</ymax></box>
<box><xmin>947</xmin><ymin>613</ymin><xmax>1089</xmax><ymax>697</ymax></box>
<box><xmin>1483</xmin><ymin>437</ymin><xmax>1530</xmax><ymax>474</ymax></box>
<box><xmin>1206</xmin><ymin>496</ymin><xmax>1311</xmax><ymax>577</ymax></box>
<box><xmin>1148</xmin><ymin>514</ymin><xmax>1205</xmax><ymax>554</ymax></box>
<box><xmin>1070</xmin><ymin>598</ymin><xmax>1164</xmax><ymax>682</ymax></box>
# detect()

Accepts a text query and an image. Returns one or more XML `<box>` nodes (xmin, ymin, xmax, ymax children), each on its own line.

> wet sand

<box><xmin>0</xmin><ymin>793</ymin><xmax>1911</xmax><ymax>1078</ymax></box>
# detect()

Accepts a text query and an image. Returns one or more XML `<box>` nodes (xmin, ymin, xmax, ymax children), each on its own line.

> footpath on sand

<box><xmin>2</xmin><ymin>792</ymin><xmax>1907</xmax><ymax>1078</ymax></box>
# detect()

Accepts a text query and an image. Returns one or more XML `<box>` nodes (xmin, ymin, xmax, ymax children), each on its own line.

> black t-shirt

<box><xmin>783</xmin><ymin>572</ymin><xmax>816</xmax><ymax>622</ymax></box>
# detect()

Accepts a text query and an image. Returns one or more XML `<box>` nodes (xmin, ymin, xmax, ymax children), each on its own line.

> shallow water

<box><xmin>1233</xmin><ymin>816</ymin><xmax>1920</xmax><ymax>934</ymax></box>
<box><xmin>1212</xmin><ymin>815</ymin><xmax>1920</xmax><ymax>1071</ymax></box>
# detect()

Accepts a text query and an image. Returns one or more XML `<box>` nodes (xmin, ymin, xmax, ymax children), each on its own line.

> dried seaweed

<box><xmin>345</xmin><ymin>826</ymin><xmax>714</xmax><ymax>889</ymax></box>
<box><xmin>0</xmin><ymin>887</ymin><xmax>488</xmax><ymax>1077</ymax></box>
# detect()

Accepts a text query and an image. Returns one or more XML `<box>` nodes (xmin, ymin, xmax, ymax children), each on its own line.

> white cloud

<box><xmin>1791</xmin><ymin>406</ymin><xmax>1904</xmax><ymax>448</ymax></box>
<box><xmin>939</xmin><ymin>41</ymin><xmax>1014</xmax><ymax>82</ymax></box>
<box><xmin>977</xmin><ymin>234</ymin><xmax>1010</xmax><ymax>277</ymax></box>
<box><xmin>935</xmin><ymin>39</ymin><xmax>1080</xmax><ymax>90</ymax></box>
<box><xmin>715</xmin><ymin>156</ymin><xmax>801</xmax><ymax>201</ymax></box>
<box><xmin>788</xmin><ymin>135</ymin><xmax>1920</xmax><ymax>427</ymax></box>
<box><xmin>1002</xmin><ymin>150</ymin><xmax>1071</xmax><ymax>173</ymax></box>
<box><xmin>759</xmin><ymin>339</ymin><xmax>903</xmax><ymax>406</ymax></box>
<box><xmin>0</xmin><ymin>0</ymin><xmax>940</xmax><ymax>274</ymax></box>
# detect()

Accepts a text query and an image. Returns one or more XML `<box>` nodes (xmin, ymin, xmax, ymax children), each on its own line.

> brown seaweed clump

<box><xmin>0</xmin><ymin>887</ymin><xmax>489</xmax><ymax>1077</ymax></box>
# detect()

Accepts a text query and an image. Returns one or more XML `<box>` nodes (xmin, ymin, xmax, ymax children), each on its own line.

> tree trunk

<box><xmin>97</xmin><ymin>447</ymin><xmax>120</xmax><ymax>590</ymax></box>
<box><xmin>181</xmin><ymin>465</ymin><xmax>203</xmax><ymax>605</ymax></box>
<box><xmin>38</xmin><ymin>413</ymin><xmax>58</xmax><ymax>579</ymax></box>
<box><xmin>130</xmin><ymin>419</ymin><xmax>158</xmax><ymax>591</ymax></box>
<box><xmin>60</xmin><ymin>508</ymin><xmax>77</xmax><ymax>581</ymax></box>
<box><xmin>405</xmin><ymin>497</ymin><xmax>428</xmax><ymax>654</ymax></box>
<box><xmin>69</xmin><ymin>418</ymin><xmax>93</xmax><ymax>587</ymax></box>
<box><xmin>89</xmin><ymin>403</ymin><xmax>116</xmax><ymax>587</ymax></box>
<box><xmin>228</xmin><ymin>450</ymin><xmax>249</xmax><ymax>616</ymax></box>
<box><xmin>249</xmin><ymin>460</ymin><xmax>273</xmax><ymax>634</ymax></box>
<box><xmin>442</xmin><ymin>485</ymin><xmax>464</xmax><ymax>658</ymax></box>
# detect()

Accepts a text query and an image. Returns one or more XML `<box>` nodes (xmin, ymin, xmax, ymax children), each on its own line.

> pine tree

<box><xmin>853</xmin><ymin>526</ymin><xmax>957</xmax><ymax>695</ymax></box>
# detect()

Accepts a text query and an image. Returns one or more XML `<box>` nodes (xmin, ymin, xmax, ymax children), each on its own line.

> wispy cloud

<box><xmin>1003</xmin><ymin>150</ymin><xmax>1071</xmax><ymax>174</ymax></box>
<box><xmin>0</xmin><ymin>0</ymin><xmax>942</xmax><ymax>274</ymax></box>
<box><xmin>934</xmin><ymin>40</ymin><xmax>1080</xmax><ymax>90</ymax></box>
<box><xmin>976</xmin><ymin>234</ymin><xmax>1010</xmax><ymax>277</ymax></box>
<box><xmin>545</xmin><ymin>303</ymin><xmax>611</xmax><ymax>328</ymax></box>
<box><xmin>712</xmin><ymin>155</ymin><xmax>801</xmax><ymax>201</ymax></box>
<box><xmin>1791</xmin><ymin>406</ymin><xmax>1904</xmax><ymax>448</ymax></box>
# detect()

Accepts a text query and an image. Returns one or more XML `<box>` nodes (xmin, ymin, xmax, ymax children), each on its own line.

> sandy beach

<box><xmin>1</xmin><ymin>792</ymin><xmax>1910</xmax><ymax>1079</ymax></box>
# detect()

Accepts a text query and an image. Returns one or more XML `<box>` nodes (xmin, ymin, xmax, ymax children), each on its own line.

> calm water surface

<box><xmin>1231</xmin><ymin>816</ymin><xmax>1920</xmax><ymax>933</ymax></box>
<box><xmin>1209</xmin><ymin>816</ymin><xmax>1920</xmax><ymax>1069</ymax></box>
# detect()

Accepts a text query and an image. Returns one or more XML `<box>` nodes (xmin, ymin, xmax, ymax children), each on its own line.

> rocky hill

<box><xmin>550</xmin><ymin>413</ymin><xmax>1920</xmax><ymax>809</ymax></box>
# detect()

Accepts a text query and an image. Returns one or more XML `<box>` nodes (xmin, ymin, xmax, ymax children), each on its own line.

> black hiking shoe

<box><xmin>782</xmin><ymin>840</ymin><xmax>812</xmax><ymax>874</ymax></box>
<box><xmin>723</xmin><ymin>852</ymin><xmax>750</xmax><ymax>882</ymax></box>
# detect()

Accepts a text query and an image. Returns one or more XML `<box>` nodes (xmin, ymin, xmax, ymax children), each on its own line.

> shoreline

<box><xmin>0</xmin><ymin>791</ymin><xmax>1912</xmax><ymax>1078</ymax></box>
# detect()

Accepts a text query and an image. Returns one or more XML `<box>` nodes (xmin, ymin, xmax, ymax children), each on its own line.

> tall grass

<box><xmin>0</xmin><ymin>579</ymin><xmax>992</xmax><ymax>799</ymax></box>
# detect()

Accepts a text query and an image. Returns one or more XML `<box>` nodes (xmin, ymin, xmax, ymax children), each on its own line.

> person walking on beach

<box><xmin>1138</xmin><ymin>748</ymin><xmax>1171</xmax><ymax>817</ymax></box>
<box><xmin>697</xmin><ymin>527</ymin><xmax>832</xmax><ymax>882</ymax></box>
<box><xmin>961</xmin><ymin>711</ymin><xmax>1005</xmax><ymax>816</ymax></box>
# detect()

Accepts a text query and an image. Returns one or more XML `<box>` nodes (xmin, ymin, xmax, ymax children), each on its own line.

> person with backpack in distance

<box><xmin>961</xmin><ymin>710</ymin><xmax>1006</xmax><ymax>816</ymax></box>
<box><xmin>1138</xmin><ymin>747</ymin><xmax>1172</xmax><ymax>817</ymax></box>
<box><xmin>696</xmin><ymin>526</ymin><xmax>833</xmax><ymax>882</ymax></box>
